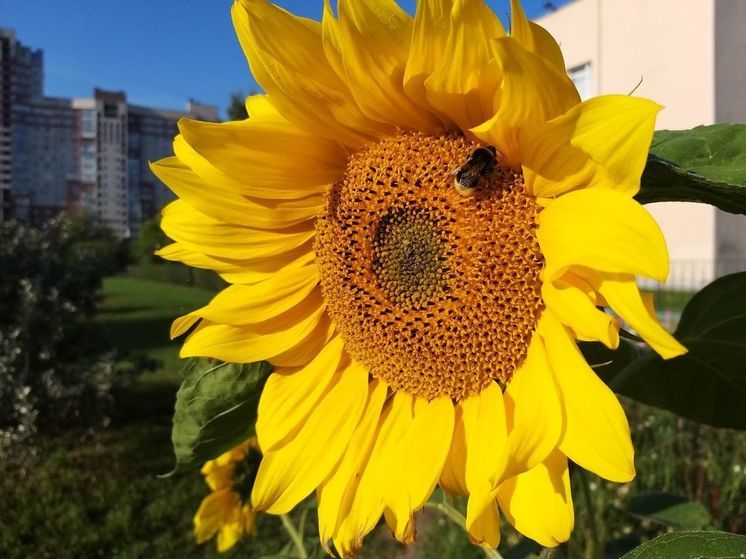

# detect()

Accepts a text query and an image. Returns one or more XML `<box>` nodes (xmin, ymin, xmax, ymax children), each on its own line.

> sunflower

<box><xmin>155</xmin><ymin>0</ymin><xmax>687</xmax><ymax>555</ymax></box>
<box><xmin>193</xmin><ymin>439</ymin><xmax>260</xmax><ymax>552</ymax></box>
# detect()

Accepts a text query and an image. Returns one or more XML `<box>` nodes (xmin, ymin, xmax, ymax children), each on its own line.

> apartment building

<box><xmin>0</xmin><ymin>28</ymin><xmax>218</xmax><ymax>237</ymax></box>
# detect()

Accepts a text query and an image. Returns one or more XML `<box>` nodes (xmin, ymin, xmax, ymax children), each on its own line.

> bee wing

<box><xmin>456</xmin><ymin>165</ymin><xmax>485</xmax><ymax>187</ymax></box>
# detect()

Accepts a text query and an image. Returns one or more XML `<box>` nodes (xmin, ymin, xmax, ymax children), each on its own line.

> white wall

<box><xmin>538</xmin><ymin>0</ymin><xmax>724</xmax><ymax>288</ymax></box>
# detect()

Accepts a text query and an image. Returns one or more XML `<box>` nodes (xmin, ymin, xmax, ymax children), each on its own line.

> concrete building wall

<box><xmin>536</xmin><ymin>0</ymin><xmax>746</xmax><ymax>289</ymax></box>
<box><xmin>713</xmin><ymin>0</ymin><xmax>746</xmax><ymax>271</ymax></box>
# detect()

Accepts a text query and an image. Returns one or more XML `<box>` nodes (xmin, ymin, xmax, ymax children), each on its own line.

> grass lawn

<box><xmin>96</xmin><ymin>276</ymin><xmax>214</xmax><ymax>382</ymax></box>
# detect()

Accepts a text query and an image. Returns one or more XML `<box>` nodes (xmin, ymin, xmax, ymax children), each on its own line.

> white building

<box><xmin>537</xmin><ymin>0</ymin><xmax>746</xmax><ymax>289</ymax></box>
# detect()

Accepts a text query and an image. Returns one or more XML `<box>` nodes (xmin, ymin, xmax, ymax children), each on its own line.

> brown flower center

<box><xmin>315</xmin><ymin>132</ymin><xmax>544</xmax><ymax>401</ymax></box>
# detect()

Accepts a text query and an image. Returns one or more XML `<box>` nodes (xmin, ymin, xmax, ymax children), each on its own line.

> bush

<box><xmin>0</xmin><ymin>215</ymin><xmax>132</xmax><ymax>453</ymax></box>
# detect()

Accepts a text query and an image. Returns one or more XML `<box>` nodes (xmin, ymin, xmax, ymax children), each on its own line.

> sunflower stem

<box><xmin>577</xmin><ymin>469</ymin><xmax>601</xmax><ymax>559</ymax></box>
<box><xmin>280</xmin><ymin>513</ymin><xmax>308</xmax><ymax>559</ymax></box>
<box><xmin>424</xmin><ymin>501</ymin><xmax>504</xmax><ymax>559</ymax></box>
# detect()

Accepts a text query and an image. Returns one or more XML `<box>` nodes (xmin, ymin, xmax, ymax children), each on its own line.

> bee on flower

<box><xmin>156</xmin><ymin>0</ymin><xmax>687</xmax><ymax>556</ymax></box>
<box><xmin>193</xmin><ymin>438</ymin><xmax>261</xmax><ymax>552</ymax></box>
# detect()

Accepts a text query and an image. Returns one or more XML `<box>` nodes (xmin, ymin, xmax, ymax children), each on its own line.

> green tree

<box><xmin>227</xmin><ymin>91</ymin><xmax>249</xmax><ymax>121</ymax></box>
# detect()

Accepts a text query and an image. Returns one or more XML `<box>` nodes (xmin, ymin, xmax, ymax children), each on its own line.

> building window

<box><xmin>568</xmin><ymin>62</ymin><xmax>593</xmax><ymax>100</ymax></box>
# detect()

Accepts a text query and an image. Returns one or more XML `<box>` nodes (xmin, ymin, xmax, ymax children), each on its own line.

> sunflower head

<box><xmin>194</xmin><ymin>438</ymin><xmax>261</xmax><ymax>552</ymax></box>
<box><xmin>157</xmin><ymin>0</ymin><xmax>687</xmax><ymax>555</ymax></box>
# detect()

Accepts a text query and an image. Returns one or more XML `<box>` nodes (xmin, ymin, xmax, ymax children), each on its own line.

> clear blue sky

<box><xmin>2</xmin><ymin>0</ymin><xmax>570</xmax><ymax>118</ymax></box>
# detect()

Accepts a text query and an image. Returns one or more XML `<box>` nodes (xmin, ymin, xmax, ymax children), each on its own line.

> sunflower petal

<box><xmin>503</xmin><ymin>333</ymin><xmax>562</xmax><ymax>478</ymax></box>
<box><xmin>403</xmin><ymin>0</ymin><xmax>456</xmax><ymax>126</ymax></box>
<box><xmin>152</xmin><ymin>157</ymin><xmax>322</xmax><ymax>229</ymax></box>
<box><xmin>384</xmin><ymin>395</ymin><xmax>455</xmax><ymax>542</ymax></box>
<box><xmin>461</xmin><ymin>381</ymin><xmax>508</xmax><ymax>548</ymax></box>
<box><xmin>161</xmin><ymin>200</ymin><xmax>314</xmax><ymax>262</ymax></box>
<box><xmin>521</xmin><ymin>95</ymin><xmax>661</xmax><ymax>197</ymax></box>
<box><xmin>232</xmin><ymin>0</ymin><xmax>387</xmax><ymax>147</ymax></box>
<box><xmin>538</xmin><ymin>189</ymin><xmax>669</xmax><ymax>282</ymax></box>
<box><xmin>177</xmin><ymin>116</ymin><xmax>345</xmax><ymax>198</ymax></box>
<box><xmin>509</xmin><ymin>0</ymin><xmax>566</xmax><ymax>73</ymax></box>
<box><xmin>471</xmin><ymin>38</ymin><xmax>578</xmax><ymax>165</ymax></box>
<box><xmin>587</xmin><ymin>272</ymin><xmax>687</xmax><ymax>359</ymax></box>
<box><xmin>317</xmin><ymin>379</ymin><xmax>388</xmax><ymax>550</ymax></box>
<box><xmin>180</xmin><ymin>294</ymin><xmax>327</xmax><ymax>363</ymax></box>
<box><xmin>498</xmin><ymin>449</ymin><xmax>573</xmax><ymax>548</ymax></box>
<box><xmin>466</xmin><ymin>489</ymin><xmax>501</xmax><ymax>549</ymax></box>
<box><xmin>440</xmin><ymin>404</ymin><xmax>468</xmax><ymax>496</ymax></box>
<box><xmin>251</xmin><ymin>356</ymin><xmax>368</xmax><ymax>514</ymax></box>
<box><xmin>424</xmin><ymin>0</ymin><xmax>505</xmax><ymax>131</ymax></box>
<box><xmin>185</xmin><ymin>265</ymin><xmax>319</xmax><ymax>326</ymax></box>
<box><xmin>256</xmin><ymin>336</ymin><xmax>346</xmax><ymax>452</ymax></box>
<box><xmin>541</xmin><ymin>311</ymin><xmax>635</xmax><ymax>482</ymax></box>
<box><xmin>333</xmin><ymin>393</ymin><xmax>412</xmax><ymax>557</ymax></box>
<box><xmin>327</xmin><ymin>0</ymin><xmax>442</xmax><ymax>132</ymax></box>
<box><xmin>542</xmin><ymin>273</ymin><xmax>620</xmax><ymax>348</ymax></box>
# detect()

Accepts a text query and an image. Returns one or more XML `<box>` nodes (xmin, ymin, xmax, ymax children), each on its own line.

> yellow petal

<box><xmin>161</xmin><ymin>200</ymin><xmax>314</xmax><ymax>262</ymax></box>
<box><xmin>537</xmin><ymin>189</ymin><xmax>669</xmax><ymax>282</ymax></box>
<box><xmin>471</xmin><ymin>38</ymin><xmax>578</xmax><ymax>165</ymax></box>
<box><xmin>498</xmin><ymin>449</ymin><xmax>573</xmax><ymax>548</ymax></box>
<box><xmin>185</xmin><ymin>265</ymin><xmax>319</xmax><ymax>326</ymax></box>
<box><xmin>509</xmin><ymin>0</ymin><xmax>566</xmax><ymax>73</ymax></box>
<box><xmin>521</xmin><ymin>95</ymin><xmax>661</xmax><ymax>197</ymax></box>
<box><xmin>269</xmin><ymin>312</ymin><xmax>336</xmax><ymax>368</ymax></box>
<box><xmin>540</xmin><ymin>311</ymin><xmax>635</xmax><ymax>482</ymax></box>
<box><xmin>327</xmin><ymin>0</ymin><xmax>442</xmax><ymax>132</ymax></box>
<box><xmin>440</xmin><ymin>404</ymin><xmax>468</xmax><ymax>496</ymax></box>
<box><xmin>152</xmin><ymin>157</ymin><xmax>323</xmax><ymax>229</ymax></box>
<box><xmin>466</xmin><ymin>489</ymin><xmax>501</xmax><ymax>549</ymax></box>
<box><xmin>588</xmin><ymin>272</ymin><xmax>687</xmax><ymax>359</ymax></box>
<box><xmin>180</xmin><ymin>295</ymin><xmax>327</xmax><ymax>363</ymax></box>
<box><xmin>251</xmin><ymin>356</ymin><xmax>369</xmax><ymax>514</ymax></box>
<box><xmin>177</xmin><ymin>116</ymin><xmax>345</xmax><ymax>199</ymax></box>
<box><xmin>217</xmin><ymin>507</ymin><xmax>245</xmax><ymax>552</ymax></box>
<box><xmin>194</xmin><ymin>489</ymin><xmax>239</xmax><ymax>544</ymax></box>
<box><xmin>333</xmin><ymin>392</ymin><xmax>411</xmax><ymax>557</ymax></box>
<box><xmin>384</xmin><ymin>395</ymin><xmax>455</xmax><ymax>542</ymax></box>
<box><xmin>256</xmin><ymin>336</ymin><xmax>346</xmax><ymax>452</ymax></box>
<box><xmin>424</xmin><ymin>0</ymin><xmax>505</xmax><ymax>131</ymax></box>
<box><xmin>317</xmin><ymin>379</ymin><xmax>388</xmax><ymax>550</ymax></box>
<box><xmin>461</xmin><ymin>382</ymin><xmax>508</xmax><ymax>548</ymax></box>
<box><xmin>542</xmin><ymin>273</ymin><xmax>620</xmax><ymax>348</ymax></box>
<box><xmin>232</xmin><ymin>0</ymin><xmax>388</xmax><ymax>148</ymax></box>
<box><xmin>503</xmin><ymin>333</ymin><xmax>562</xmax><ymax>478</ymax></box>
<box><xmin>403</xmin><ymin>0</ymin><xmax>456</xmax><ymax>127</ymax></box>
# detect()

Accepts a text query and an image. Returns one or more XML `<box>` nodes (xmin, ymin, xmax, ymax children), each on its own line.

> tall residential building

<box><xmin>1</xmin><ymin>29</ymin><xmax>44</xmax><ymax>221</ymax></box>
<box><xmin>537</xmin><ymin>0</ymin><xmax>746</xmax><ymax>289</ymax></box>
<box><xmin>0</xmin><ymin>28</ymin><xmax>218</xmax><ymax>236</ymax></box>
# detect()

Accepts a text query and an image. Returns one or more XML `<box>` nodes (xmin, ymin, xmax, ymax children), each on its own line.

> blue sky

<box><xmin>2</xmin><ymin>0</ymin><xmax>569</xmax><ymax>118</ymax></box>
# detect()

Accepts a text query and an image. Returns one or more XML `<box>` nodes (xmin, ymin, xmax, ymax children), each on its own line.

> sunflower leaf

<box><xmin>162</xmin><ymin>358</ymin><xmax>271</xmax><ymax>476</ymax></box>
<box><xmin>621</xmin><ymin>531</ymin><xmax>746</xmax><ymax>558</ymax></box>
<box><xmin>586</xmin><ymin>271</ymin><xmax>746</xmax><ymax>429</ymax></box>
<box><xmin>637</xmin><ymin>124</ymin><xmax>746</xmax><ymax>214</ymax></box>
<box><xmin>624</xmin><ymin>492</ymin><xmax>711</xmax><ymax>530</ymax></box>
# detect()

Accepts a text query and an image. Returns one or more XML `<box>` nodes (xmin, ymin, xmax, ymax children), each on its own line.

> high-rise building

<box><xmin>0</xmin><ymin>28</ymin><xmax>219</xmax><ymax>236</ymax></box>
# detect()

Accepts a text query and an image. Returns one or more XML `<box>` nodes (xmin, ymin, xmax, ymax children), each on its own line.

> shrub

<box><xmin>0</xmin><ymin>215</ymin><xmax>131</xmax><ymax>453</ymax></box>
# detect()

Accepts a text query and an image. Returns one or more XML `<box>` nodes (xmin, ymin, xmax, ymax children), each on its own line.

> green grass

<box><xmin>96</xmin><ymin>276</ymin><xmax>214</xmax><ymax>382</ymax></box>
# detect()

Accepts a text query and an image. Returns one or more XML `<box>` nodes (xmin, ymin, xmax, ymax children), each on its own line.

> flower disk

<box><xmin>315</xmin><ymin>132</ymin><xmax>545</xmax><ymax>401</ymax></box>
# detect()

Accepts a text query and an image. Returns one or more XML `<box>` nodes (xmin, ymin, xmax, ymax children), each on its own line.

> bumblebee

<box><xmin>451</xmin><ymin>145</ymin><xmax>499</xmax><ymax>196</ymax></box>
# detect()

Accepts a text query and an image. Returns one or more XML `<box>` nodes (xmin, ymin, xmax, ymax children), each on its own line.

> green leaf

<box><xmin>587</xmin><ymin>271</ymin><xmax>746</xmax><ymax>429</ymax></box>
<box><xmin>163</xmin><ymin>358</ymin><xmax>271</xmax><ymax>476</ymax></box>
<box><xmin>621</xmin><ymin>531</ymin><xmax>746</xmax><ymax>558</ymax></box>
<box><xmin>625</xmin><ymin>492</ymin><xmax>711</xmax><ymax>530</ymax></box>
<box><xmin>638</xmin><ymin>124</ymin><xmax>746</xmax><ymax>214</ymax></box>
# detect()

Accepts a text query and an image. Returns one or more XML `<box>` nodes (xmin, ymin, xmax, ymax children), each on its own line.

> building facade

<box><xmin>0</xmin><ymin>28</ymin><xmax>218</xmax><ymax>237</ymax></box>
<box><xmin>537</xmin><ymin>0</ymin><xmax>746</xmax><ymax>289</ymax></box>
